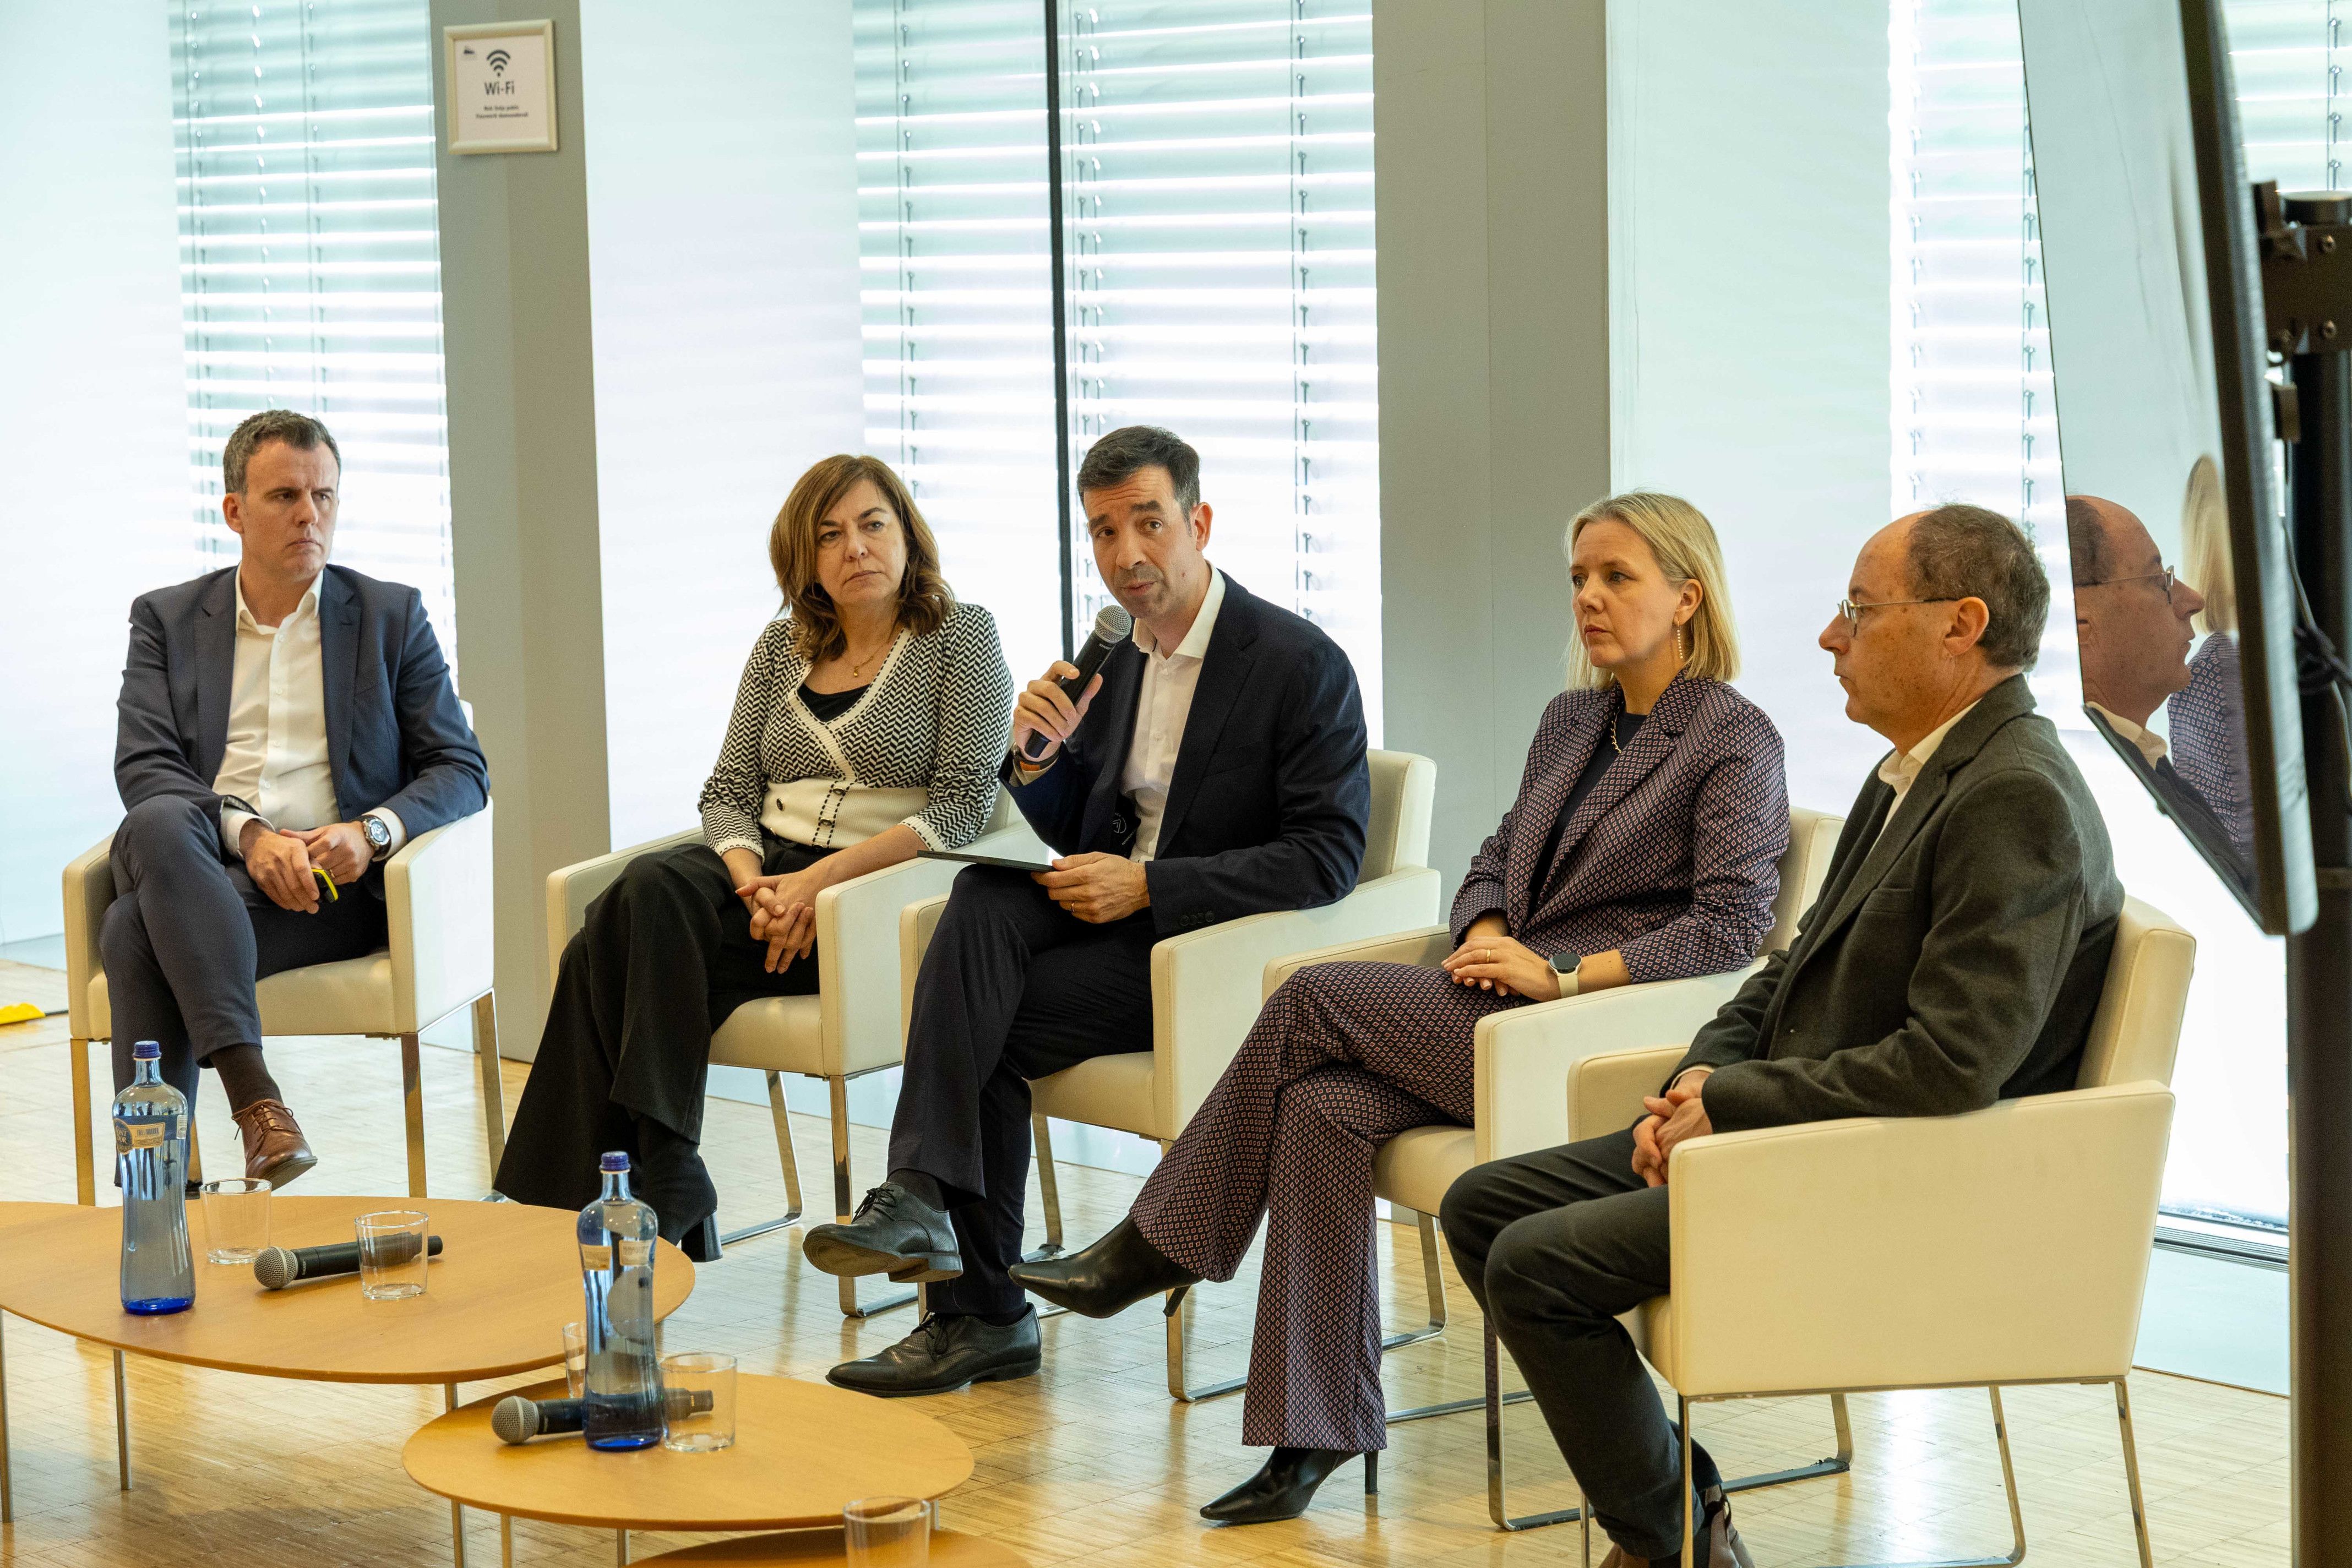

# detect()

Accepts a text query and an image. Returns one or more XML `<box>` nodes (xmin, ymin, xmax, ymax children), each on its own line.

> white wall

<box><xmin>1608</xmin><ymin>0</ymin><xmax>1894</xmax><ymax>815</ymax></box>
<box><xmin>578</xmin><ymin>0</ymin><xmax>865</xmax><ymax>851</ymax></box>
<box><xmin>0</xmin><ymin>0</ymin><xmax>192</xmax><ymax>944</ymax></box>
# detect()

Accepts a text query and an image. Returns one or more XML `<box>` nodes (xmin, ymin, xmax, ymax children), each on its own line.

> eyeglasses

<box><xmin>1833</xmin><ymin>596</ymin><xmax>1959</xmax><ymax>633</ymax></box>
<box><xmin>2081</xmin><ymin>565</ymin><xmax>2177</xmax><ymax>604</ymax></box>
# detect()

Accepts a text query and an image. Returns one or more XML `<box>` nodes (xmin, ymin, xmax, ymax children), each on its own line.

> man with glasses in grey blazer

<box><xmin>1441</xmin><ymin>504</ymin><xmax>2124</xmax><ymax>1568</ymax></box>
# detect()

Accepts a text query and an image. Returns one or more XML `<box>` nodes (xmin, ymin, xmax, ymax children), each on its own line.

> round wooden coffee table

<box><xmin>639</xmin><ymin>1529</ymin><xmax>1026</xmax><ymax>1565</ymax></box>
<box><xmin>405</xmin><ymin>1375</ymin><xmax>974</xmax><ymax>1567</ymax></box>
<box><xmin>0</xmin><ymin>1195</ymin><xmax>692</xmax><ymax>1557</ymax></box>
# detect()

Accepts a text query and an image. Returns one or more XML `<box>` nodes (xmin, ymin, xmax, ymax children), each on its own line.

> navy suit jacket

<box><xmin>1001</xmin><ymin>574</ymin><xmax>1371</xmax><ymax>937</ymax></box>
<box><xmin>1449</xmin><ymin>673</ymin><xmax>1789</xmax><ymax>984</ymax></box>
<box><xmin>115</xmin><ymin>564</ymin><xmax>489</xmax><ymax>895</ymax></box>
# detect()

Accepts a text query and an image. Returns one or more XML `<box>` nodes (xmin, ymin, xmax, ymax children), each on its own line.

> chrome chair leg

<box><xmin>1803</xmin><ymin>1386</ymin><xmax>2022</xmax><ymax>1567</ymax></box>
<box><xmin>1031</xmin><ymin>1112</ymin><xmax>1064</xmax><ymax>1254</ymax></box>
<box><xmin>1380</xmin><ymin>1208</ymin><xmax>1448</xmax><ymax>1352</ymax></box>
<box><xmin>473</xmin><ymin>993</ymin><xmax>506</xmax><ymax>1177</ymax></box>
<box><xmin>1487</xmin><ymin>1317</ymin><xmax>1580</xmax><ymax>1529</ymax></box>
<box><xmin>0</xmin><ymin>1311</ymin><xmax>13</xmax><ymax>1525</ymax></box>
<box><xmin>401</xmin><ymin>1031</ymin><xmax>428</xmax><ymax>1199</ymax></box>
<box><xmin>1164</xmin><ymin>1282</ymin><xmax>1247</xmax><ymax>1402</ymax></box>
<box><xmin>720</xmin><ymin>1071</ymin><xmax>805</xmax><ymax>1247</ymax></box>
<box><xmin>829</xmin><ymin>1077</ymin><xmax>914</xmax><ymax>1320</ymax></box>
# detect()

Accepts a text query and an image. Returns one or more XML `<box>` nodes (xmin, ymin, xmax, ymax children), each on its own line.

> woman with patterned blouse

<box><xmin>1014</xmin><ymin>492</ymin><xmax>1789</xmax><ymax>1524</ymax></box>
<box><xmin>496</xmin><ymin>455</ymin><xmax>1014</xmax><ymax>1259</ymax></box>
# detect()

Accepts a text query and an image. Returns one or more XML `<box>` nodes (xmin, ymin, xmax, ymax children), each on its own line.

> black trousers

<box><xmin>889</xmin><ymin>865</ymin><xmax>1156</xmax><ymax>1319</ymax></box>
<box><xmin>496</xmin><ymin>837</ymin><xmax>823</xmax><ymax>1220</ymax></box>
<box><xmin>101</xmin><ymin>793</ymin><xmax>388</xmax><ymax>1105</ymax></box>
<box><xmin>1439</xmin><ymin>1128</ymin><xmax>1724</xmax><ymax>1566</ymax></box>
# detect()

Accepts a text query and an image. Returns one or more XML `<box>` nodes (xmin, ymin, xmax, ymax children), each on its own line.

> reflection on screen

<box><xmin>2024</xmin><ymin>0</ymin><xmax>2257</xmax><ymax>901</ymax></box>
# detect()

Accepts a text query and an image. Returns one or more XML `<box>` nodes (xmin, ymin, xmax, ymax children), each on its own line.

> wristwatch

<box><xmin>1549</xmin><ymin>950</ymin><xmax>1583</xmax><ymax>998</ymax></box>
<box><xmin>360</xmin><ymin>813</ymin><xmax>393</xmax><ymax>861</ymax></box>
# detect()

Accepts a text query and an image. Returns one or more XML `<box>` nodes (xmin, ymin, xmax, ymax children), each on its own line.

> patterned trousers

<box><xmin>1130</xmin><ymin>959</ymin><xmax>1520</xmax><ymax>1451</ymax></box>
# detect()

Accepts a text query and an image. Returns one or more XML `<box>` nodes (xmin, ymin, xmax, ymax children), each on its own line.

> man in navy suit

<box><xmin>803</xmin><ymin>424</ymin><xmax>1373</xmax><ymax>1395</ymax></box>
<box><xmin>107</xmin><ymin>410</ymin><xmax>488</xmax><ymax>1188</ymax></box>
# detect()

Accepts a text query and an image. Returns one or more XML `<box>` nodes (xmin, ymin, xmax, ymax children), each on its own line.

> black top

<box><xmin>799</xmin><ymin>683</ymin><xmax>869</xmax><ymax>723</ymax></box>
<box><xmin>1535</xmin><ymin>706</ymin><xmax>1646</xmax><ymax>907</ymax></box>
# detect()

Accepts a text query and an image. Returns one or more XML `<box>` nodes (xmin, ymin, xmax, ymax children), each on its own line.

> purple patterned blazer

<box><xmin>1448</xmin><ymin>672</ymin><xmax>1789</xmax><ymax>984</ymax></box>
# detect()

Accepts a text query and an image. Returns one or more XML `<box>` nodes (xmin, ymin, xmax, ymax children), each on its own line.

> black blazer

<box><xmin>1673</xmin><ymin>674</ymin><xmax>2123</xmax><ymax>1132</ymax></box>
<box><xmin>1003</xmin><ymin>574</ymin><xmax>1371</xmax><ymax>936</ymax></box>
<box><xmin>115</xmin><ymin>564</ymin><xmax>490</xmax><ymax>896</ymax></box>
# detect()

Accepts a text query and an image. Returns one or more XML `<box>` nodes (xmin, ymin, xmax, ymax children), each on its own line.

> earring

<box><xmin>1678</xmin><ymin>625</ymin><xmax>1690</xmax><ymax>664</ymax></box>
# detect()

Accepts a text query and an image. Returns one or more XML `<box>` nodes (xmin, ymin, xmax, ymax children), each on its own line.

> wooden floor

<box><xmin>0</xmin><ymin>1005</ymin><xmax>2290</xmax><ymax>1567</ymax></box>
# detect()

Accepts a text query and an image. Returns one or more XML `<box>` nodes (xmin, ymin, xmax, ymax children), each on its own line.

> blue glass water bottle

<box><xmin>116</xmin><ymin>1041</ymin><xmax>194</xmax><ymax>1315</ymax></box>
<box><xmin>578</xmin><ymin>1152</ymin><xmax>665</xmax><ymax>1450</ymax></box>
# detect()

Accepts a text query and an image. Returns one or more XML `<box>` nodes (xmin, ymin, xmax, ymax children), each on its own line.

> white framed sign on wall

<box><xmin>444</xmin><ymin>20</ymin><xmax>558</xmax><ymax>154</ymax></box>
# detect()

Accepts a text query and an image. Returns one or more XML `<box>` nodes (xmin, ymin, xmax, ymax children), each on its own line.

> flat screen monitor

<box><xmin>2018</xmin><ymin>0</ymin><xmax>2316</xmax><ymax>934</ymax></box>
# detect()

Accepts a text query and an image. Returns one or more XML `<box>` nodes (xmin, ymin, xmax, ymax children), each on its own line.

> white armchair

<box><xmin>1564</xmin><ymin>895</ymin><xmax>2193</xmax><ymax>1566</ymax></box>
<box><xmin>1276</xmin><ymin>806</ymin><xmax>1844</xmax><ymax>1528</ymax></box>
<box><xmin>546</xmin><ymin>794</ymin><xmax>1035</xmax><ymax>1318</ymax></box>
<box><xmin>63</xmin><ymin>803</ymin><xmax>504</xmax><ymax>1204</ymax></box>
<box><xmin>900</xmin><ymin>748</ymin><xmax>1442</xmax><ymax>1396</ymax></box>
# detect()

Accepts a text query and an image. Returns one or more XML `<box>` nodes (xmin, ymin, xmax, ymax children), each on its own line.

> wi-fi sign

<box><xmin>486</xmin><ymin>47</ymin><xmax>511</xmax><ymax>75</ymax></box>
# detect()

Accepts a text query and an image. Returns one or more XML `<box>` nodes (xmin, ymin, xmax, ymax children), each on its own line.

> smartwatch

<box><xmin>1549</xmin><ymin>951</ymin><xmax>1582</xmax><ymax>998</ymax></box>
<box><xmin>360</xmin><ymin>812</ymin><xmax>394</xmax><ymax>861</ymax></box>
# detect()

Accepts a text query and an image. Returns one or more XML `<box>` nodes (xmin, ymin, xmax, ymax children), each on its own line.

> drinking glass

<box><xmin>561</xmin><ymin>1321</ymin><xmax>587</xmax><ymax>1397</ymax></box>
<box><xmin>660</xmin><ymin>1352</ymin><xmax>737</xmax><ymax>1452</ymax></box>
<box><xmin>354</xmin><ymin>1210</ymin><xmax>430</xmax><ymax>1300</ymax></box>
<box><xmin>198</xmin><ymin>1177</ymin><xmax>270</xmax><ymax>1264</ymax></box>
<box><xmin>843</xmin><ymin>1497</ymin><xmax>930</xmax><ymax>1566</ymax></box>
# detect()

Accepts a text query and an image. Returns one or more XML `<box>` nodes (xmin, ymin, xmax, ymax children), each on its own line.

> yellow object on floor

<box><xmin>0</xmin><ymin>1003</ymin><xmax>43</xmax><ymax>1025</ymax></box>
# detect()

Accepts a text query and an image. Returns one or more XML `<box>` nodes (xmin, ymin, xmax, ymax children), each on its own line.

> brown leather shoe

<box><xmin>1596</xmin><ymin>1497</ymin><xmax>1755</xmax><ymax>1568</ymax></box>
<box><xmin>231</xmin><ymin>1098</ymin><xmax>317</xmax><ymax>1190</ymax></box>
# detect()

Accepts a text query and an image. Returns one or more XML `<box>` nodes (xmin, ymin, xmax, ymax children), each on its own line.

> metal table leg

<box><xmin>112</xmin><ymin>1350</ymin><xmax>129</xmax><ymax>1491</ymax></box>
<box><xmin>499</xmin><ymin>1512</ymin><xmax>513</xmax><ymax>1567</ymax></box>
<box><xmin>0</xmin><ymin>1311</ymin><xmax>12</xmax><ymax>1524</ymax></box>
<box><xmin>445</xmin><ymin>1384</ymin><xmax>466</xmax><ymax>1566</ymax></box>
<box><xmin>616</xmin><ymin>1528</ymin><xmax>630</xmax><ymax>1564</ymax></box>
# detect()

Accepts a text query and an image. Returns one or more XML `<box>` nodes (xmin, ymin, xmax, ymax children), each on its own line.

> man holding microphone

<box><xmin>803</xmin><ymin>424</ymin><xmax>1373</xmax><ymax>1396</ymax></box>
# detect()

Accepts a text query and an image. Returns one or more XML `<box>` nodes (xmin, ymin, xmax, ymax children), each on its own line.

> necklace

<box><xmin>1609</xmin><ymin>712</ymin><xmax>1625</xmax><ymax>755</ymax></box>
<box><xmin>843</xmin><ymin>631</ymin><xmax>894</xmax><ymax>680</ymax></box>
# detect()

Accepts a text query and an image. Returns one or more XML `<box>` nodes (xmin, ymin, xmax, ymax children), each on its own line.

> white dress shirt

<box><xmin>1120</xmin><ymin>570</ymin><xmax>1226</xmax><ymax>863</ymax></box>
<box><xmin>2086</xmin><ymin>702</ymin><xmax>2169</xmax><ymax>767</ymax></box>
<box><xmin>1872</xmin><ymin>698</ymin><xmax>1982</xmax><ymax>844</ymax></box>
<box><xmin>212</xmin><ymin>573</ymin><xmax>403</xmax><ymax>859</ymax></box>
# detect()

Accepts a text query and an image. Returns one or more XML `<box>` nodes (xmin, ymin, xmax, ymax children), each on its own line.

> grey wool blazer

<box><xmin>1671</xmin><ymin>673</ymin><xmax>2122</xmax><ymax>1134</ymax></box>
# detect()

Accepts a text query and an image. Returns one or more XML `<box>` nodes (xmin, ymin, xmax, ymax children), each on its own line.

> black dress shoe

<box><xmin>825</xmin><ymin>1310</ymin><xmax>1041</xmax><ymax>1397</ymax></box>
<box><xmin>1008</xmin><ymin>1217</ymin><xmax>1197</xmax><ymax>1317</ymax></box>
<box><xmin>1199</xmin><ymin>1446</ymin><xmax>1378</xmax><ymax>1525</ymax></box>
<box><xmin>803</xmin><ymin>1183</ymin><xmax>962</xmax><ymax>1282</ymax></box>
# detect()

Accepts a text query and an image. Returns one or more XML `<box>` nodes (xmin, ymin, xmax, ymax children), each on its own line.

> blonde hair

<box><xmin>2181</xmin><ymin>454</ymin><xmax>2236</xmax><ymax>634</ymax></box>
<box><xmin>1562</xmin><ymin>491</ymin><xmax>1740</xmax><ymax>690</ymax></box>
<box><xmin>769</xmin><ymin>455</ymin><xmax>954</xmax><ymax>663</ymax></box>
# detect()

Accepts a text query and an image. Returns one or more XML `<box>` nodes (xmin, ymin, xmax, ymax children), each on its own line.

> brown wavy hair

<box><xmin>769</xmin><ymin>455</ymin><xmax>954</xmax><ymax>662</ymax></box>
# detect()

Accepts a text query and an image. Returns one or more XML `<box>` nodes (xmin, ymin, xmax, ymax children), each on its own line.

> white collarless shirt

<box><xmin>211</xmin><ymin>573</ymin><xmax>404</xmax><ymax>858</ymax></box>
<box><xmin>1872</xmin><ymin>698</ymin><xmax>1982</xmax><ymax>844</ymax></box>
<box><xmin>1120</xmin><ymin>570</ymin><xmax>1226</xmax><ymax>864</ymax></box>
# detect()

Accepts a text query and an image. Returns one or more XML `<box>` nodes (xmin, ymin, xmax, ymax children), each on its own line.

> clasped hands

<box><xmin>242</xmin><ymin>819</ymin><xmax>373</xmax><ymax>912</ymax></box>
<box><xmin>735</xmin><ymin>867</ymin><xmax>827</xmax><ymax>974</ymax></box>
<box><xmin>1632</xmin><ymin>1068</ymin><xmax>1714</xmax><ymax>1187</ymax></box>
<box><xmin>1439</xmin><ymin>917</ymin><xmax>1563</xmax><ymax>1001</ymax></box>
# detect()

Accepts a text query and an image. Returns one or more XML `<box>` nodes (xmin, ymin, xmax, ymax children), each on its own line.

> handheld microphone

<box><xmin>253</xmin><ymin>1234</ymin><xmax>444</xmax><ymax>1290</ymax></box>
<box><xmin>1022</xmin><ymin>604</ymin><xmax>1134</xmax><ymax>759</ymax></box>
<box><xmin>491</xmin><ymin>1387</ymin><xmax>716</xmax><ymax>1444</ymax></box>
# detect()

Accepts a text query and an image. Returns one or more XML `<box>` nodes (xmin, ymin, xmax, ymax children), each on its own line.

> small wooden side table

<box><xmin>405</xmin><ymin>1375</ymin><xmax>974</xmax><ymax>1566</ymax></box>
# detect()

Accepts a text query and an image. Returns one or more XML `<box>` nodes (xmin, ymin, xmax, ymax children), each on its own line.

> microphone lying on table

<box><xmin>493</xmin><ymin>1389</ymin><xmax>716</xmax><ymax>1444</ymax></box>
<box><xmin>253</xmin><ymin>1234</ymin><xmax>445</xmax><ymax>1290</ymax></box>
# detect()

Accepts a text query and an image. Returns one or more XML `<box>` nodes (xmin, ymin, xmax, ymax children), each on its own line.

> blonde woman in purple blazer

<box><xmin>1013</xmin><ymin>492</ymin><xmax>1790</xmax><ymax>1525</ymax></box>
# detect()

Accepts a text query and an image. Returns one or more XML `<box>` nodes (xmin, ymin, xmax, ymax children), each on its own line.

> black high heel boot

<box><xmin>1008</xmin><ymin>1217</ymin><xmax>1198</xmax><ymax>1317</ymax></box>
<box><xmin>1197</xmin><ymin>1447</ymin><xmax>1378</xmax><ymax>1525</ymax></box>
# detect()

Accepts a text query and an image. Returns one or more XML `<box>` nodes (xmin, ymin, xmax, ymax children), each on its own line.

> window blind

<box><xmin>856</xmin><ymin>0</ymin><xmax>1066</xmax><ymax>681</ymax></box>
<box><xmin>854</xmin><ymin>0</ymin><xmax>1381</xmax><ymax>705</ymax></box>
<box><xmin>1058</xmin><ymin>0</ymin><xmax>1381</xmax><ymax>722</ymax></box>
<box><xmin>172</xmin><ymin>0</ymin><xmax>458</xmax><ymax>667</ymax></box>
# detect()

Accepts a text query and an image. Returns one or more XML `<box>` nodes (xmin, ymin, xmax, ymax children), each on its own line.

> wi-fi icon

<box><xmin>486</xmin><ymin>48</ymin><xmax>511</xmax><ymax>75</ymax></box>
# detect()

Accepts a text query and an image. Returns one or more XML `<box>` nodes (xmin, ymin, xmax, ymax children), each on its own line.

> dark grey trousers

<box><xmin>1439</xmin><ymin>1127</ymin><xmax>1724</xmax><ymax>1565</ymax></box>
<box><xmin>101</xmin><ymin>793</ymin><xmax>386</xmax><ymax>1106</ymax></box>
<box><xmin>889</xmin><ymin>865</ymin><xmax>1155</xmax><ymax>1319</ymax></box>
